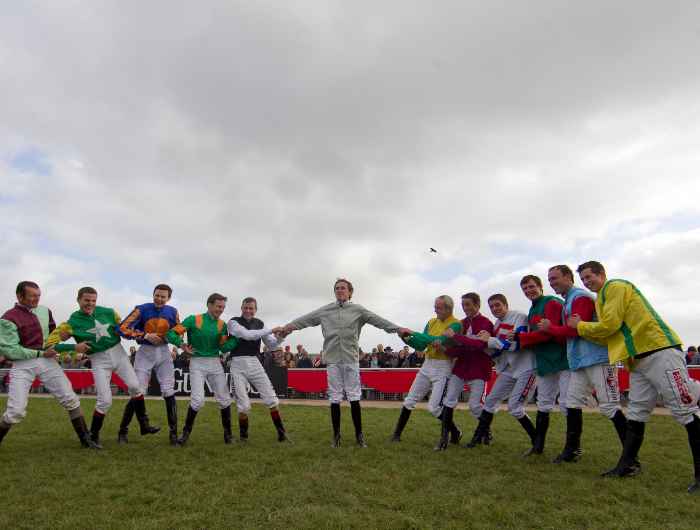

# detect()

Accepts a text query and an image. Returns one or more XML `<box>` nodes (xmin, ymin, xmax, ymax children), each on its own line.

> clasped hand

<box><xmin>397</xmin><ymin>327</ymin><xmax>413</xmax><ymax>338</ymax></box>
<box><xmin>144</xmin><ymin>333</ymin><xmax>164</xmax><ymax>345</ymax></box>
<box><xmin>567</xmin><ymin>314</ymin><xmax>582</xmax><ymax>328</ymax></box>
<box><xmin>476</xmin><ymin>330</ymin><xmax>491</xmax><ymax>342</ymax></box>
<box><xmin>272</xmin><ymin>325</ymin><xmax>295</xmax><ymax>340</ymax></box>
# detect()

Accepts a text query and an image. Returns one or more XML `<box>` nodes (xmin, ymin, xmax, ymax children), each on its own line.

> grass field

<box><xmin>0</xmin><ymin>396</ymin><xmax>698</xmax><ymax>530</ymax></box>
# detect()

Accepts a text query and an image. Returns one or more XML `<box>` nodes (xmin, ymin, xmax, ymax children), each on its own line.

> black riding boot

<box><xmin>438</xmin><ymin>407</ymin><xmax>462</xmax><ymax>444</ymax></box>
<box><xmin>239</xmin><ymin>413</ymin><xmax>249</xmax><ymax>442</ymax></box>
<box><xmin>449</xmin><ymin>415</ymin><xmax>463</xmax><ymax>445</ymax></box>
<box><xmin>164</xmin><ymin>395</ymin><xmax>178</xmax><ymax>446</ymax></box>
<box><xmin>117</xmin><ymin>399</ymin><xmax>135</xmax><ymax>444</ymax></box>
<box><xmin>611</xmin><ymin>409</ymin><xmax>627</xmax><ymax>448</ymax></box>
<box><xmin>71</xmin><ymin>415</ymin><xmax>101</xmax><ymax>449</ymax></box>
<box><xmin>350</xmin><ymin>401</ymin><xmax>367</xmax><ymax>447</ymax></box>
<box><xmin>685</xmin><ymin>416</ymin><xmax>700</xmax><ymax>493</ymax></box>
<box><xmin>602</xmin><ymin>419</ymin><xmax>644</xmax><ymax>478</ymax></box>
<box><xmin>391</xmin><ymin>407</ymin><xmax>412</xmax><ymax>442</ymax></box>
<box><xmin>177</xmin><ymin>406</ymin><xmax>198</xmax><ymax>446</ymax></box>
<box><xmin>434</xmin><ymin>406</ymin><xmax>453</xmax><ymax>451</ymax></box>
<box><xmin>524</xmin><ymin>411</ymin><xmax>549</xmax><ymax>456</ymax></box>
<box><xmin>553</xmin><ymin>408</ymin><xmax>583</xmax><ymax>463</ymax></box>
<box><xmin>465</xmin><ymin>410</ymin><xmax>494</xmax><ymax>448</ymax></box>
<box><xmin>221</xmin><ymin>406</ymin><xmax>233</xmax><ymax>444</ymax></box>
<box><xmin>517</xmin><ymin>414</ymin><xmax>537</xmax><ymax>448</ymax></box>
<box><xmin>0</xmin><ymin>421</ymin><xmax>11</xmax><ymax>445</ymax></box>
<box><xmin>133</xmin><ymin>398</ymin><xmax>160</xmax><ymax>436</ymax></box>
<box><xmin>330</xmin><ymin>403</ymin><xmax>341</xmax><ymax>448</ymax></box>
<box><xmin>90</xmin><ymin>412</ymin><xmax>105</xmax><ymax>445</ymax></box>
<box><xmin>271</xmin><ymin>409</ymin><xmax>290</xmax><ymax>442</ymax></box>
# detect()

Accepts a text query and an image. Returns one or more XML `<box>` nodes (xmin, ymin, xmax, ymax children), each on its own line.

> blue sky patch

<box><xmin>9</xmin><ymin>147</ymin><xmax>52</xmax><ymax>176</ymax></box>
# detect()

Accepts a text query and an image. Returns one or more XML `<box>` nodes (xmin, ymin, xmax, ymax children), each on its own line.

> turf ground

<box><xmin>0</xmin><ymin>396</ymin><xmax>698</xmax><ymax>530</ymax></box>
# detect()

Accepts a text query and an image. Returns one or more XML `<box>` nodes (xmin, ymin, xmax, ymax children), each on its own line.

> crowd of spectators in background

<box><xmin>280</xmin><ymin>345</ymin><xmax>315</xmax><ymax>368</ymax></box>
<box><xmin>359</xmin><ymin>344</ymin><xmax>425</xmax><ymax>368</ymax></box>
<box><xmin>270</xmin><ymin>343</ymin><xmax>425</xmax><ymax>369</ymax></box>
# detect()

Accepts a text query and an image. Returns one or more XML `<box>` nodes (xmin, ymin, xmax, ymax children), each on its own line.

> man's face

<box><xmin>488</xmin><ymin>299</ymin><xmax>508</xmax><ymax>320</ymax></box>
<box><xmin>461</xmin><ymin>298</ymin><xmax>479</xmax><ymax>318</ymax></box>
<box><xmin>434</xmin><ymin>299</ymin><xmax>451</xmax><ymax>320</ymax></box>
<box><xmin>334</xmin><ymin>282</ymin><xmax>351</xmax><ymax>302</ymax></box>
<box><xmin>153</xmin><ymin>289</ymin><xmax>171</xmax><ymax>308</ymax></box>
<box><xmin>18</xmin><ymin>286</ymin><xmax>41</xmax><ymax>308</ymax></box>
<box><xmin>241</xmin><ymin>302</ymin><xmax>257</xmax><ymax>320</ymax></box>
<box><xmin>547</xmin><ymin>269</ymin><xmax>572</xmax><ymax>296</ymax></box>
<box><xmin>579</xmin><ymin>268</ymin><xmax>606</xmax><ymax>293</ymax></box>
<box><xmin>78</xmin><ymin>293</ymin><xmax>97</xmax><ymax>315</ymax></box>
<box><xmin>520</xmin><ymin>280</ymin><xmax>543</xmax><ymax>301</ymax></box>
<box><xmin>208</xmin><ymin>300</ymin><xmax>226</xmax><ymax>319</ymax></box>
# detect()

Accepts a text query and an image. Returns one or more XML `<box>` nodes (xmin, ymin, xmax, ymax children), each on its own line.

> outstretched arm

<box><xmin>362</xmin><ymin>308</ymin><xmax>400</xmax><ymax>333</ymax></box>
<box><xmin>287</xmin><ymin>307</ymin><xmax>324</xmax><ymax>332</ymax></box>
<box><xmin>227</xmin><ymin>320</ymin><xmax>282</xmax><ymax>349</ymax></box>
<box><xmin>228</xmin><ymin>320</ymin><xmax>274</xmax><ymax>340</ymax></box>
<box><xmin>359</xmin><ymin>306</ymin><xmax>413</xmax><ymax>337</ymax></box>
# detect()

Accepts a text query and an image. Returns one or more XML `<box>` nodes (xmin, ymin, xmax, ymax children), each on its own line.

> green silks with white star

<box><xmin>47</xmin><ymin>306</ymin><xmax>123</xmax><ymax>354</ymax></box>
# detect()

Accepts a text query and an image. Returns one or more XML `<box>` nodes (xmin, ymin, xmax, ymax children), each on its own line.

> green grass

<box><xmin>0</xmin><ymin>397</ymin><xmax>697</xmax><ymax>529</ymax></box>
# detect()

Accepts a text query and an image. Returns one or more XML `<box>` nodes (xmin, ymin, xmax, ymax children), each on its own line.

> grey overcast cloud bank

<box><xmin>2</xmin><ymin>1</ymin><xmax>700</xmax><ymax>351</ymax></box>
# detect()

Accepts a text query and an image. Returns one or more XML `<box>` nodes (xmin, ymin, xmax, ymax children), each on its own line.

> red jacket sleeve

<box><xmin>444</xmin><ymin>345</ymin><xmax>467</xmax><ymax>359</ymax></box>
<box><xmin>547</xmin><ymin>296</ymin><xmax>595</xmax><ymax>339</ymax></box>
<box><xmin>519</xmin><ymin>300</ymin><xmax>565</xmax><ymax>348</ymax></box>
<box><xmin>450</xmin><ymin>334</ymin><xmax>488</xmax><ymax>350</ymax></box>
<box><xmin>450</xmin><ymin>317</ymin><xmax>493</xmax><ymax>351</ymax></box>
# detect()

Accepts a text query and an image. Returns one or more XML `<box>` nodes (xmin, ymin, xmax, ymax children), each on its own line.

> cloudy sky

<box><xmin>2</xmin><ymin>1</ymin><xmax>700</xmax><ymax>352</ymax></box>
